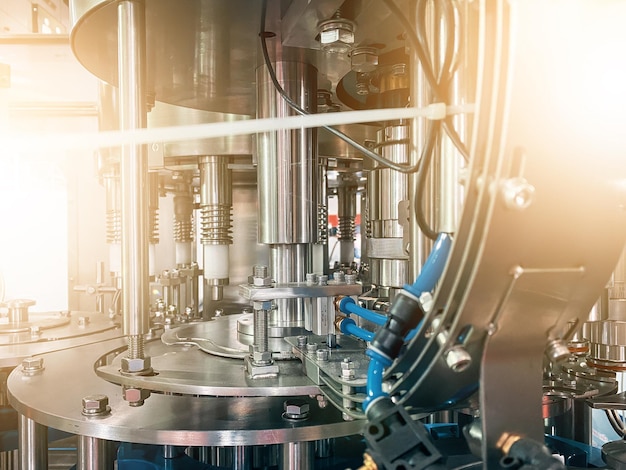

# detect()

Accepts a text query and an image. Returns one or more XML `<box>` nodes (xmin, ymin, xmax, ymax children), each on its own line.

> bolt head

<box><xmin>122</xmin><ymin>387</ymin><xmax>150</xmax><ymax>406</ymax></box>
<box><xmin>82</xmin><ymin>394</ymin><xmax>110</xmax><ymax>416</ymax></box>
<box><xmin>283</xmin><ymin>399</ymin><xmax>310</xmax><ymax>419</ymax></box>
<box><xmin>319</xmin><ymin>19</ymin><xmax>356</xmax><ymax>53</ymax></box>
<box><xmin>445</xmin><ymin>346</ymin><xmax>472</xmax><ymax>373</ymax></box>
<box><xmin>502</xmin><ymin>177</ymin><xmax>535</xmax><ymax>210</ymax></box>
<box><xmin>22</xmin><ymin>357</ymin><xmax>43</xmax><ymax>371</ymax></box>
<box><xmin>121</xmin><ymin>356</ymin><xmax>152</xmax><ymax>373</ymax></box>
<box><xmin>78</xmin><ymin>316</ymin><xmax>90</xmax><ymax>327</ymax></box>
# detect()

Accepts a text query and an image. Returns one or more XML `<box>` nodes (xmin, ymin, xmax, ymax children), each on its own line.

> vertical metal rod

<box><xmin>232</xmin><ymin>446</ymin><xmax>252</xmax><ymax>470</ymax></box>
<box><xmin>77</xmin><ymin>435</ymin><xmax>113</xmax><ymax>470</ymax></box>
<box><xmin>118</xmin><ymin>0</ymin><xmax>149</xmax><ymax>342</ymax></box>
<box><xmin>279</xmin><ymin>441</ymin><xmax>314</xmax><ymax>470</ymax></box>
<box><xmin>18</xmin><ymin>415</ymin><xmax>47</xmax><ymax>470</ymax></box>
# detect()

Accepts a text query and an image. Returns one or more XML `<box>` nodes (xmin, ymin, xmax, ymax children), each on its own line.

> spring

<box><xmin>174</xmin><ymin>219</ymin><xmax>194</xmax><ymax>243</ymax></box>
<box><xmin>318</xmin><ymin>204</ymin><xmax>328</xmax><ymax>243</ymax></box>
<box><xmin>338</xmin><ymin>216</ymin><xmax>355</xmax><ymax>241</ymax></box>
<box><xmin>200</xmin><ymin>205</ymin><xmax>233</xmax><ymax>245</ymax></box>
<box><xmin>149</xmin><ymin>209</ymin><xmax>159</xmax><ymax>244</ymax></box>
<box><xmin>106</xmin><ymin>210</ymin><xmax>121</xmax><ymax>243</ymax></box>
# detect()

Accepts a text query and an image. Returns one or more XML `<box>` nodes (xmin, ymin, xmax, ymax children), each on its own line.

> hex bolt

<box><xmin>501</xmin><ymin>177</ymin><xmax>535</xmax><ymax>210</ymax></box>
<box><xmin>445</xmin><ymin>346</ymin><xmax>472</xmax><ymax>373</ymax></box>
<box><xmin>81</xmin><ymin>394</ymin><xmax>110</xmax><ymax>417</ymax></box>
<box><xmin>334</xmin><ymin>271</ymin><xmax>346</xmax><ymax>284</ymax></box>
<box><xmin>283</xmin><ymin>399</ymin><xmax>310</xmax><ymax>420</ymax></box>
<box><xmin>341</xmin><ymin>357</ymin><xmax>356</xmax><ymax>380</ymax></box>
<box><xmin>318</xmin><ymin>275</ymin><xmax>328</xmax><ymax>286</ymax></box>
<box><xmin>351</xmin><ymin>47</ymin><xmax>378</xmax><ymax>73</ymax></box>
<box><xmin>316</xmin><ymin>394</ymin><xmax>328</xmax><ymax>409</ymax></box>
<box><xmin>345</xmin><ymin>274</ymin><xmax>357</xmax><ymax>285</ymax></box>
<box><xmin>78</xmin><ymin>316</ymin><xmax>90</xmax><ymax>327</ymax></box>
<box><xmin>122</xmin><ymin>386</ymin><xmax>150</xmax><ymax>407</ymax></box>
<box><xmin>297</xmin><ymin>335</ymin><xmax>308</xmax><ymax>348</ymax></box>
<box><xmin>306</xmin><ymin>273</ymin><xmax>317</xmax><ymax>285</ymax></box>
<box><xmin>22</xmin><ymin>357</ymin><xmax>44</xmax><ymax>375</ymax></box>
<box><xmin>306</xmin><ymin>342</ymin><xmax>318</xmax><ymax>353</ymax></box>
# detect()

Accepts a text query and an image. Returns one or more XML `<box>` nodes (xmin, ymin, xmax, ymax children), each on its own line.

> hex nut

<box><xmin>252</xmin><ymin>350</ymin><xmax>273</xmax><ymax>364</ymax></box>
<box><xmin>122</xmin><ymin>387</ymin><xmax>150</xmax><ymax>406</ymax></box>
<box><xmin>252</xmin><ymin>300</ymin><xmax>272</xmax><ymax>311</ymax></box>
<box><xmin>82</xmin><ymin>395</ymin><xmax>110</xmax><ymax>417</ymax></box>
<box><xmin>351</xmin><ymin>47</ymin><xmax>378</xmax><ymax>73</ymax></box>
<box><xmin>248</xmin><ymin>275</ymin><xmax>272</xmax><ymax>287</ymax></box>
<box><xmin>283</xmin><ymin>399</ymin><xmax>310</xmax><ymax>420</ymax></box>
<box><xmin>121</xmin><ymin>356</ymin><xmax>152</xmax><ymax>373</ymax></box>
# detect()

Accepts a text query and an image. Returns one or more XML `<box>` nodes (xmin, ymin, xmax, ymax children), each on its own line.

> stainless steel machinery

<box><xmin>5</xmin><ymin>0</ymin><xmax>626</xmax><ymax>469</ymax></box>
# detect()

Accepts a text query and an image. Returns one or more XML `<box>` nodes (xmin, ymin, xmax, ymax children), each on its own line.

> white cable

<box><xmin>2</xmin><ymin>104</ymin><xmax>474</xmax><ymax>154</ymax></box>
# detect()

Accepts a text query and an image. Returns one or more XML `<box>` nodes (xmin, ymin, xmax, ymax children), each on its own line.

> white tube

<box><xmin>176</xmin><ymin>242</ymin><xmax>192</xmax><ymax>266</ymax></box>
<box><xmin>203</xmin><ymin>245</ymin><xmax>229</xmax><ymax>279</ymax></box>
<box><xmin>3</xmin><ymin>104</ymin><xmax>475</xmax><ymax>154</ymax></box>
<box><xmin>109</xmin><ymin>244</ymin><xmax>121</xmax><ymax>275</ymax></box>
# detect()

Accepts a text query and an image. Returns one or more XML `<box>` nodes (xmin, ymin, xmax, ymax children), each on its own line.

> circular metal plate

<box><xmin>8</xmin><ymin>337</ymin><xmax>362</xmax><ymax>445</ymax></box>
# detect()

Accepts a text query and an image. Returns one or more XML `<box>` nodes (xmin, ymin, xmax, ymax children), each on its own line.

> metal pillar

<box><xmin>257</xmin><ymin>61</ymin><xmax>317</xmax><ymax>326</ymax></box>
<box><xmin>18</xmin><ymin>415</ymin><xmax>47</xmax><ymax>470</ymax></box>
<box><xmin>279</xmin><ymin>441</ymin><xmax>314</xmax><ymax>470</ymax></box>
<box><xmin>117</xmin><ymin>0</ymin><xmax>150</xmax><ymax>361</ymax></box>
<box><xmin>77</xmin><ymin>435</ymin><xmax>113</xmax><ymax>470</ymax></box>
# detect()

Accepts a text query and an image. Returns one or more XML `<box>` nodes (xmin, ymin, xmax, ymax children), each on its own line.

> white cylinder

<box><xmin>176</xmin><ymin>242</ymin><xmax>192</xmax><ymax>266</ymax></box>
<box><xmin>109</xmin><ymin>244</ymin><xmax>121</xmax><ymax>275</ymax></box>
<box><xmin>203</xmin><ymin>245</ymin><xmax>229</xmax><ymax>279</ymax></box>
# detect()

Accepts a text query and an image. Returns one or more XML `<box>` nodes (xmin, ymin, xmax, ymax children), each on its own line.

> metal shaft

<box><xmin>18</xmin><ymin>415</ymin><xmax>47</xmax><ymax>470</ymax></box>
<box><xmin>279</xmin><ymin>441</ymin><xmax>314</xmax><ymax>470</ymax></box>
<box><xmin>118</xmin><ymin>0</ymin><xmax>149</xmax><ymax>339</ymax></box>
<box><xmin>77</xmin><ymin>435</ymin><xmax>113</xmax><ymax>470</ymax></box>
<box><xmin>200</xmin><ymin>155</ymin><xmax>232</xmax><ymax>305</ymax></box>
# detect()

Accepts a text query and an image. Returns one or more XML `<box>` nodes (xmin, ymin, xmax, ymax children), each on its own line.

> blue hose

<box><xmin>339</xmin><ymin>297</ymin><xmax>387</xmax><ymax>326</ymax></box>
<box><xmin>340</xmin><ymin>317</ymin><xmax>375</xmax><ymax>342</ymax></box>
<box><xmin>404</xmin><ymin>233</ymin><xmax>452</xmax><ymax>298</ymax></box>
<box><xmin>365</xmin><ymin>232</ymin><xmax>453</xmax><ymax>412</ymax></box>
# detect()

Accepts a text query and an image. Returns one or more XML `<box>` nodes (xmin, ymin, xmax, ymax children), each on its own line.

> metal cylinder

<box><xmin>18</xmin><ymin>415</ymin><xmax>47</xmax><ymax>470</ymax></box>
<box><xmin>270</xmin><ymin>244</ymin><xmax>311</xmax><ymax>326</ymax></box>
<box><xmin>118</xmin><ymin>0</ymin><xmax>149</xmax><ymax>338</ymax></box>
<box><xmin>256</xmin><ymin>61</ymin><xmax>318</xmax><ymax>244</ymax></box>
<box><xmin>279</xmin><ymin>441</ymin><xmax>314</xmax><ymax>470</ymax></box>
<box><xmin>337</xmin><ymin>177</ymin><xmax>358</xmax><ymax>266</ymax></box>
<box><xmin>200</xmin><ymin>155</ymin><xmax>232</xmax><ymax>305</ymax></box>
<box><xmin>367</xmin><ymin>124</ymin><xmax>410</xmax><ymax>289</ymax></box>
<box><xmin>77</xmin><ymin>435</ymin><xmax>113</xmax><ymax>470</ymax></box>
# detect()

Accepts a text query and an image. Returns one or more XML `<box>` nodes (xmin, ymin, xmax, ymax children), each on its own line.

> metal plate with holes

<box><xmin>8</xmin><ymin>337</ymin><xmax>362</xmax><ymax>445</ymax></box>
<box><xmin>97</xmin><ymin>334</ymin><xmax>320</xmax><ymax>397</ymax></box>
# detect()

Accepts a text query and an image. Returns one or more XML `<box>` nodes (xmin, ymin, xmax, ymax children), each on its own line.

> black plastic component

<box><xmin>603</xmin><ymin>440</ymin><xmax>626</xmax><ymax>470</ymax></box>
<box><xmin>371</xmin><ymin>292</ymin><xmax>425</xmax><ymax>362</ymax></box>
<box><xmin>364</xmin><ymin>398</ymin><xmax>446</xmax><ymax>470</ymax></box>
<box><xmin>507</xmin><ymin>438</ymin><xmax>567</xmax><ymax>470</ymax></box>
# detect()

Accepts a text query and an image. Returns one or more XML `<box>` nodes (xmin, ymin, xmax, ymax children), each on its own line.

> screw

<box><xmin>445</xmin><ymin>346</ymin><xmax>472</xmax><ymax>373</ymax></box>
<box><xmin>81</xmin><ymin>394</ymin><xmax>110</xmax><ymax>417</ymax></box>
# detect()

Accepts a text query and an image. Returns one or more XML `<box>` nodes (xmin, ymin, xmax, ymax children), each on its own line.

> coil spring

<box><xmin>338</xmin><ymin>216</ymin><xmax>355</xmax><ymax>241</ymax></box>
<box><xmin>174</xmin><ymin>218</ymin><xmax>195</xmax><ymax>243</ymax></box>
<box><xmin>106</xmin><ymin>210</ymin><xmax>121</xmax><ymax>244</ymax></box>
<box><xmin>200</xmin><ymin>205</ymin><xmax>233</xmax><ymax>245</ymax></box>
<box><xmin>318</xmin><ymin>204</ymin><xmax>328</xmax><ymax>243</ymax></box>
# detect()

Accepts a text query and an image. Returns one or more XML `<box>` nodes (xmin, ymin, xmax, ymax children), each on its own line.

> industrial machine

<box><xmin>3</xmin><ymin>0</ymin><xmax>626</xmax><ymax>469</ymax></box>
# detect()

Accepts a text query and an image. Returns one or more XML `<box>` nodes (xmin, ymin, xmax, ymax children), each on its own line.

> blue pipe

<box><xmin>363</xmin><ymin>350</ymin><xmax>392</xmax><ymax>410</ymax></box>
<box><xmin>405</xmin><ymin>232</ymin><xmax>452</xmax><ymax>298</ymax></box>
<box><xmin>365</xmin><ymin>232</ymin><xmax>453</xmax><ymax>411</ymax></box>
<box><xmin>339</xmin><ymin>297</ymin><xmax>387</xmax><ymax>326</ymax></box>
<box><xmin>340</xmin><ymin>317</ymin><xmax>375</xmax><ymax>342</ymax></box>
